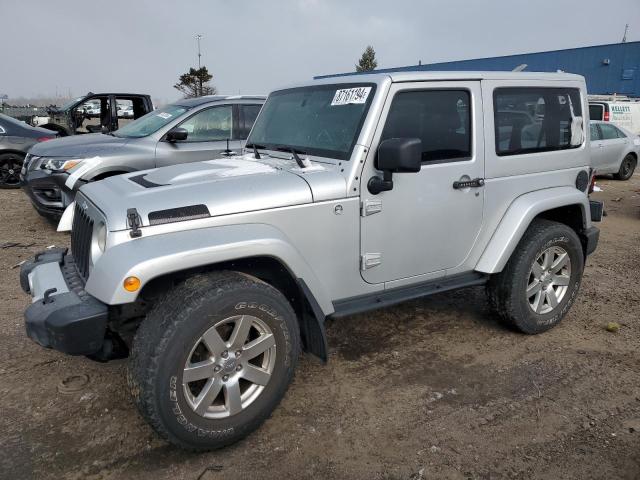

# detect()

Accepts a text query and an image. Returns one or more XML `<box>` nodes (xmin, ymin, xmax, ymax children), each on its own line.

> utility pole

<box><xmin>195</xmin><ymin>34</ymin><xmax>203</xmax><ymax>96</ymax></box>
<box><xmin>622</xmin><ymin>24</ymin><xmax>629</xmax><ymax>43</ymax></box>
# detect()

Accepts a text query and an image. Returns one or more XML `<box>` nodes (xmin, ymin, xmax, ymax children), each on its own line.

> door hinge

<box><xmin>361</xmin><ymin>199</ymin><xmax>382</xmax><ymax>217</ymax></box>
<box><xmin>361</xmin><ymin>253</ymin><xmax>382</xmax><ymax>270</ymax></box>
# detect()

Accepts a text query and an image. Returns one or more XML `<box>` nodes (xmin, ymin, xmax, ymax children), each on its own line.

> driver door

<box><xmin>155</xmin><ymin>105</ymin><xmax>241</xmax><ymax>167</ymax></box>
<box><xmin>360</xmin><ymin>81</ymin><xmax>485</xmax><ymax>285</ymax></box>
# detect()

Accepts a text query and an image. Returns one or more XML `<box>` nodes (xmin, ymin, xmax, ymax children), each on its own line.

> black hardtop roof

<box><xmin>80</xmin><ymin>92</ymin><xmax>152</xmax><ymax>98</ymax></box>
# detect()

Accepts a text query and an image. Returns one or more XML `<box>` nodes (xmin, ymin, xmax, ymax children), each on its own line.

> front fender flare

<box><xmin>475</xmin><ymin>187</ymin><xmax>589</xmax><ymax>274</ymax></box>
<box><xmin>85</xmin><ymin>223</ymin><xmax>334</xmax><ymax>316</ymax></box>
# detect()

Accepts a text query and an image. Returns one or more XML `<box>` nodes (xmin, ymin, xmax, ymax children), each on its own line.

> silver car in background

<box><xmin>21</xmin><ymin>95</ymin><xmax>265</xmax><ymax>220</ymax></box>
<box><xmin>590</xmin><ymin>120</ymin><xmax>639</xmax><ymax>180</ymax></box>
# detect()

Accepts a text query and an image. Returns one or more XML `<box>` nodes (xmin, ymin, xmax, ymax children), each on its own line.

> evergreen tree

<box><xmin>174</xmin><ymin>67</ymin><xmax>217</xmax><ymax>98</ymax></box>
<box><xmin>355</xmin><ymin>46</ymin><xmax>378</xmax><ymax>72</ymax></box>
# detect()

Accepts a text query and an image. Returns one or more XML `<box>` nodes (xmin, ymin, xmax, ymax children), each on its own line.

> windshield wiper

<box><xmin>290</xmin><ymin>149</ymin><xmax>306</xmax><ymax>168</ymax></box>
<box><xmin>270</xmin><ymin>145</ymin><xmax>310</xmax><ymax>168</ymax></box>
<box><xmin>245</xmin><ymin>143</ymin><xmax>265</xmax><ymax>159</ymax></box>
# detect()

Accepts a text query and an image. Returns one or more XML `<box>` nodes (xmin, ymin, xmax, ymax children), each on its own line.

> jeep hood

<box><xmin>80</xmin><ymin>154</ymin><xmax>347</xmax><ymax>231</ymax></box>
<box><xmin>29</xmin><ymin>133</ymin><xmax>130</xmax><ymax>157</ymax></box>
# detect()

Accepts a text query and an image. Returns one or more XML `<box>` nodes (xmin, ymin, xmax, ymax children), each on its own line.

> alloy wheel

<box><xmin>0</xmin><ymin>155</ymin><xmax>22</xmax><ymax>187</ymax></box>
<box><xmin>182</xmin><ymin>315</ymin><xmax>277</xmax><ymax>419</ymax></box>
<box><xmin>526</xmin><ymin>246</ymin><xmax>572</xmax><ymax>314</ymax></box>
<box><xmin>621</xmin><ymin>157</ymin><xmax>633</xmax><ymax>178</ymax></box>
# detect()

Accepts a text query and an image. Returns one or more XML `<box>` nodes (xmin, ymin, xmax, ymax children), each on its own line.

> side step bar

<box><xmin>331</xmin><ymin>272</ymin><xmax>488</xmax><ymax>318</ymax></box>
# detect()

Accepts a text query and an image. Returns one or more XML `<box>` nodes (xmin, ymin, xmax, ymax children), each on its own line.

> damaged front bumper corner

<box><xmin>20</xmin><ymin>248</ymin><xmax>109</xmax><ymax>356</ymax></box>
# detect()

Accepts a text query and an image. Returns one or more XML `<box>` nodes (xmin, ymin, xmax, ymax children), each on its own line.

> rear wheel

<box><xmin>487</xmin><ymin>219</ymin><xmax>584</xmax><ymax>334</ymax></box>
<box><xmin>0</xmin><ymin>152</ymin><xmax>24</xmax><ymax>189</ymax></box>
<box><xmin>127</xmin><ymin>272</ymin><xmax>300</xmax><ymax>451</ymax></box>
<box><xmin>613</xmin><ymin>154</ymin><xmax>636</xmax><ymax>180</ymax></box>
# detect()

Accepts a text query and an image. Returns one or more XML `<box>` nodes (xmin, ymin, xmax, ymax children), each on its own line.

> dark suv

<box><xmin>41</xmin><ymin>92</ymin><xmax>154</xmax><ymax>136</ymax></box>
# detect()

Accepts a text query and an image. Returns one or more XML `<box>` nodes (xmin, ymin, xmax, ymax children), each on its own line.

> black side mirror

<box><xmin>368</xmin><ymin>138</ymin><xmax>422</xmax><ymax>194</ymax></box>
<box><xmin>166</xmin><ymin>127</ymin><xmax>188</xmax><ymax>142</ymax></box>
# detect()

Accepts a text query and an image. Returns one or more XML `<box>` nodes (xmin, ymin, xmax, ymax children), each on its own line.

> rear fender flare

<box><xmin>475</xmin><ymin>187</ymin><xmax>589</xmax><ymax>274</ymax></box>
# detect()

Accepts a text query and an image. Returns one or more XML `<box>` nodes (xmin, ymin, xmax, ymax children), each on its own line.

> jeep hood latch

<box><xmin>127</xmin><ymin>208</ymin><xmax>142</xmax><ymax>238</ymax></box>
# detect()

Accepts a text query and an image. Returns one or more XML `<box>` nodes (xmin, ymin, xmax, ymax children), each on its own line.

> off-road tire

<box><xmin>127</xmin><ymin>271</ymin><xmax>301</xmax><ymax>451</ymax></box>
<box><xmin>486</xmin><ymin>219</ymin><xmax>584</xmax><ymax>334</ymax></box>
<box><xmin>613</xmin><ymin>154</ymin><xmax>636</xmax><ymax>181</ymax></box>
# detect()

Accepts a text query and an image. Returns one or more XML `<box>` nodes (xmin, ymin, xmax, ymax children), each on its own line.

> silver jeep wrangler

<box><xmin>20</xmin><ymin>71</ymin><xmax>601</xmax><ymax>450</ymax></box>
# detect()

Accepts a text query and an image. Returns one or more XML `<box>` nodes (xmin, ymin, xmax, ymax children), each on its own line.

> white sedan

<box><xmin>590</xmin><ymin>121</ymin><xmax>639</xmax><ymax>180</ymax></box>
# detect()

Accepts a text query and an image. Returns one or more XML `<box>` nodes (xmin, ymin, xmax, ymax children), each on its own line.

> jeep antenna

<box><xmin>223</xmin><ymin>138</ymin><xmax>233</xmax><ymax>156</ymax></box>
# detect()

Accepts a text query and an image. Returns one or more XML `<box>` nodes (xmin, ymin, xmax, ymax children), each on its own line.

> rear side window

<box><xmin>381</xmin><ymin>90</ymin><xmax>471</xmax><ymax>162</ymax></box>
<box><xmin>494</xmin><ymin>87</ymin><xmax>582</xmax><ymax>156</ymax></box>
<box><xmin>600</xmin><ymin>123</ymin><xmax>624</xmax><ymax>140</ymax></box>
<box><xmin>589</xmin><ymin>103</ymin><xmax>604</xmax><ymax>121</ymax></box>
<box><xmin>590</xmin><ymin>123</ymin><xmax>602</xmax><ymax>141</ymax></box>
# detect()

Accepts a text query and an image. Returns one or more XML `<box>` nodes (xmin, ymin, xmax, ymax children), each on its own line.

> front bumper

<box><xmin>20</xmin><ymin>249</ymin><xmax>108</xmax><ymax>355</ymax></box>
<box><xmin>20</xmin><ymin>169</ymin><xmax>75</xmax><ymax>219</ymax></box>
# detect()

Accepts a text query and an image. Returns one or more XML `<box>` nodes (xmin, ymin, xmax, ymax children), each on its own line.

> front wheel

<box><xmin>613</xmin><ymin>154</ymin><xmax>636</xmax><ymax>180</ymax></box>
<box><xmin>487</xmin><ymin>219</ymin><xmax>584</xmax><ymax>334</ymax></box>
<box><xmin>127</xmin><ymin>272</ymin><xmax>300</xmax><ymax>451</ymax></box>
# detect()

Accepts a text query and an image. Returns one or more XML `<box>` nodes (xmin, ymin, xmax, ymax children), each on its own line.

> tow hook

<box><xmin>127</xmin><ymin>208</ymin><xmax>142</xmax><ymax>238</ymax></box>
<box><xmin>43</xmin><ymin>288</ymin><xmax>57</xmax><ymax>304</ymax></box>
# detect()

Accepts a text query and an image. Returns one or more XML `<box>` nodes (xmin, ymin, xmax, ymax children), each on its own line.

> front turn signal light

<box><xmin>63</xmin><ymin>160</ymin><xmax>82</xmax><ymax>171</ymax></box>
<box><xmin>123</xmin><ymin>276</ymin><xmax>141</xmax><ymax>292</ymax></box>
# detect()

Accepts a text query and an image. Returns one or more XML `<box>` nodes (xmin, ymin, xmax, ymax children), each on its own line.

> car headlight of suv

<box><xmin>96</xmin><ymin>222</ymin><xmax>107</xmax><ymax>252</ymax></box>
<box><xmin>42</xmin><ymin>157</ymin><xmax>83</xmax><ymax>172</ymax></box>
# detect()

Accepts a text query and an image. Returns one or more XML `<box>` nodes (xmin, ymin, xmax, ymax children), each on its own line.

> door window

<box><xmin>380</xmin><ymin>90</ymin><xmax>472</xmax><ymax>162</ymax></box>
<box><xmin>179</xmin><ymin>106</ymin><xmax>232</xmax><ymax>142</ymax></box>
<box><xmin>599</xmin><ymin>123</ymin><xmax>624</xmax><ymax>140</ymax></box>
<box><xmin>493</xmin><ymin>87</ymin><xmax>582</xmax><ymax>156</ymax></box>
<box><xmin>590</xmin><ymin>123</ymin><xmax>602</xmax><ymax>141</ymax></box>
<box><xmin>238</xmin><ymin>104</ymin><xmax>262</xmax><ymax>139</ymax></box>
<box><xmin>115</xmin><ymin>98</ymin><xmax>134</xmax><ymax>129</ymax></box>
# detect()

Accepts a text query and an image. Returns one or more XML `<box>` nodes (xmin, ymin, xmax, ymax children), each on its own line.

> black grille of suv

<box><xmin>71</xmin><ymin>203</ymin><xmax>94</xmax><ymax>279</ymax></box>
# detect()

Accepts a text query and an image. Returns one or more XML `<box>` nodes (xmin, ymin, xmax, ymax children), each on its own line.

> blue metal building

<box><xmin>318</xmin><ymin>41</ymin><xmax>640</xmax><ymax>96</ymax></box>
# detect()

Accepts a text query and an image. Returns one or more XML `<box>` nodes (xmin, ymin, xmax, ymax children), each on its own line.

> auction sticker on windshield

<box><xmin>331</xmin><ymin>87</ymin><xmax>371</xmax><ymax>106</ymax></box>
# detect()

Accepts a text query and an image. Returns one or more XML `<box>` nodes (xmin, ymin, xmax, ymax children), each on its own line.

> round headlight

<box><xmin>97</xmin><ymin>222</ymin><xmax>107</xmax><ymax>251</ymax></box>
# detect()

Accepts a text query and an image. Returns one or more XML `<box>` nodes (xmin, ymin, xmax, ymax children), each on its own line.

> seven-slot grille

<box><xmin>71</xmin><ymin>202</ymin><xmax>94</xmax><ymax>279</ymax></box>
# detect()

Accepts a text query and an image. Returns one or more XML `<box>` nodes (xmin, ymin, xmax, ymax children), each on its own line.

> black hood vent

<box><xmin>148</xmin><ymin>204</ymin><xmax>210</xmax><ymax>226</ymax></box>
<box><xmin>129</xmin><ymin>174</ymin><xmax>167</xmax><ymax>188</ymax></box>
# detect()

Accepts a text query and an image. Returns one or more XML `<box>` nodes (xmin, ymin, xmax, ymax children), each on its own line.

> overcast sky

<box><xmin>1</xmin><ymin>0</ymin><xmax>638</xmax><ymax>104</ymax></box>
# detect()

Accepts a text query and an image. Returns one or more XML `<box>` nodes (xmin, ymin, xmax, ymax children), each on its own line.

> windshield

<box><xmin>113</xmin><ymin>104</ymin><xmax>189</xmax><ymax>138</ymax></box>
<box><xmin>246</xmin><ymin>83</ymin><xmax>376</xmax><ymax>160</ymax></box>
<box><xmin>58</xmin><ymin>97</ymin><xmax>85</xmax><ymax>111</ymax></box>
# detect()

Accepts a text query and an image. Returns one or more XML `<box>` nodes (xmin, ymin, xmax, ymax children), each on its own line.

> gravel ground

<box><xmin>0</xmin><ymin>174</ymin><xmax>639</xmax><ymax>480</ymax></box>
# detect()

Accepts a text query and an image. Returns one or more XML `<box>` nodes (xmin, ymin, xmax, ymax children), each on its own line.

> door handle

<box><xmin>453</xmin><ymin>177</ymin><xmax>484</xmax><ymax>189</ymax></box>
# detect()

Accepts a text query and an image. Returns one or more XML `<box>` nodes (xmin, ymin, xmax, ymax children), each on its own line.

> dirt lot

<box><xmin>1</xmin><ymin>175</ymin><xmax>639</xmax><ymax>480</ymax></box>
